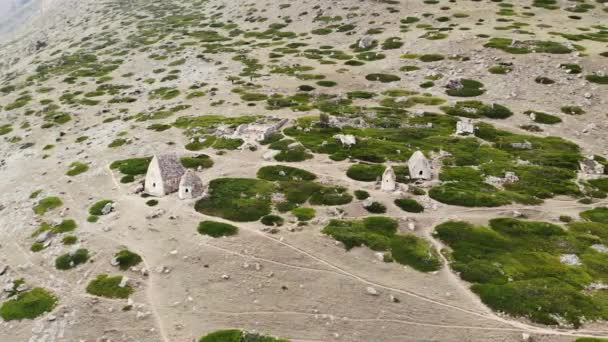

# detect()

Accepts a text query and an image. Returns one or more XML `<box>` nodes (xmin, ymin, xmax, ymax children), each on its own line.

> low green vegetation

<box><xmin>199</xmin><ymin>329</ymin><xmax>289</xmax><ymax>342</ymax></box>
<box><xmin>113</xmin><ymin>249</ymin><xmax>143</xmax><ymax>270</ymax></box>
<box><xmin>195</xmin><ymin>178</ymin><xmax>274</xmax><ymax>221</ymax></box>
<box><xmin>394</xmin><ymin>198</ymin><xmax>424</xmax><ymax>213</ymax></box>
<box><xmin>292</xmin><ymin>207</ymin><xmax>315</xmax><ymax>221</ymax></box>
<box><xmin>257</xmin><ymin>165</ymin><xmax>316</xmax><ymax>181</ymax></box>
<box><xmin>86</xmin><ymin>274</ymin><xmax>133</xmax><ymax>299</ymax></box>
<box><xmin>446</xmin><ymin>79</ymin><xmax>485</xmax><ymax>97</ymax></box>
<box><xmin>580</xmin><ymin>207</ymin><xmax>608</xmax><ymax>223</ymax></box>
<box><xmin>0</xmin><ymin>288</ymin><xmax>57</xmax><ymax>321</ymax></box>
<box><xmin>89</xmin><ymin>200</ymin><xmax>114</xmax><ymax>216</ymax></box>
<box><xmin>436</xmin><ymin>217</ymin><xmax>608</xmax><ymax>327</ymax></box>
<box><xmin>484</xmin><ymin>38</ymin><xmax>572</xmax><ymax>54</ymax></box>
<box><xmin>197</xmin><ymin>220</ymin><xmax>239</xmax><ymax>237</ymax></box>
<box><xmin>33</xmin><ymin>196</ymin><xmax>62</xmax><ymax>215</ymax></box>
<box><xmin>181</xmin><ymin>154</ymin><xmax>213</xmax><ymax>169</ymax></box>
<box><xmin>66</xmin><ymin>161</ymin><xmax>89</xmax><ymax>176</ymax></box>
<box><xmin>323</xmin><ymin>217</ymin><xmax>441</xmax><ymax>272</ymax></box>
<box><xmin>55</xmin><ymin>249</ymin><xmax>89</xmax><ymax>270</ymax></box>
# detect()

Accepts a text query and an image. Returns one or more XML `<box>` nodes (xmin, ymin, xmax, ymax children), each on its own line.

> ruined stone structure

<box><xmin>232</xmin><ymin>118</ymin><xmax>289</xmax><ymax>143</ymax></box>
<box><xmin>145</xmin><ymin>154</ymin><xmax>186</xmax><ymax>197</ymax></box>
<box><xmin>456</xmin><ymin>120</ymin><xmax>475</xmax><ymax>135</ymax></box>
<box><xmin>178</xmin><ymin>170</ymin><xmax>204</xmax><ymax>199</ymax></box>
<box><xmin>580</xmin><ymin>156</ymin><xmax>605</xmax><ymax>176</ymax></box>
<box><xmin>381</xmin><ymin>166</ymin><xmax>397</xmax><ymax>191</ymax></box>
<box><xmin>408</xmin><ymin>151</ymin><xmax>432</xmax><ymax>180</ymax></box>
<box><xmin>333</xmin><ymin>134</ymin><xmax>356</xmax><ymax>147</ymax></box>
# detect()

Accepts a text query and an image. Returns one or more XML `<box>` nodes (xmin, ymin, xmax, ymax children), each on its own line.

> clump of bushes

<box><xmin>181</xmin><ymin>154</ymin><xmax>213</xmax><ymax>169</ymax></box>
<box><xmin>261</xmin><ymin>215</ymin><xmax>284</xmax><ymax>226</ymax></box>
<box><xmin>292</xmin><ymin>207</ymin><xmax>315</xmax><ymax>221</ymax></box>
<box><xmin>394</xmin><ymin>198</ymin><xmax>424</xmax><ymax>213</ymax></box>
<box><xmin>113</xmin><ymin>249</ymin><xmax>143</xmax><ymax>270</ymax></box>
<box><xmin>198</xmin><ymin>220</ymin><xmax>239</xmax><ymax>237</ymax></box>
<box><xmin>365</xmin><ymin>73</ymin><xmax>401</xmax><ymax>83</ymax></box>
<box><xmin>199</xmin><ymin>329</ymin><xmax>289</xmax><ymax>342</ymax></box>
<box><xmin>33</xmin><ymin>196</ymin><xmax>62</xmax><ymax>215</ymax></box>
<box><xmin>86</xmin><ymin>274</ymin><xmax>133</xmax><ymax>299</ymax></box>
<box><xmin>55</xmin><ymin>249</ymin><xmax>89</xmax><ymax>270</ymax></box>
<box><xmin>445</xmin><ymin>79</ymin><xmax>485</xmax><ymax>97</ymax></box>
<box><xmin>66</xmin><ymin>161</ymin><xmax>89</xmax><ymax>176</ymax></box>
<box><xmin>364</xmin><ymin>201</ymin><xmax>387</xmax><ymax>213</ymax></box>
<box><xmin>195</xmin><ymin>178</ymin><xmax>274</xmax><ymax>221</ymax></box>
<box><xmin>257</xmin><ymin>165</ymin><xmax>316</xmax><ymax>181</ymax></box>
<box><xmin>0</xmin><ymin>288</ymin><xmax>57</xmax><ymax>321</ymax></box>
<box><xmin>435</xmin><ymin>217</ymin><xmax>608</xmax><ymax>327</ymax></box>
<box><xmin>323</xmin><ymin>217</ymin><xmax>441</xmax><ymax>272</ymax></box>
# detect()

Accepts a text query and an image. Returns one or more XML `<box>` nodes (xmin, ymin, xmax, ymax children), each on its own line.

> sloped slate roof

<box><xmin>156</xmin><ymin>154</ymin><xmax>185</xmax><ymax>181</ymax></box>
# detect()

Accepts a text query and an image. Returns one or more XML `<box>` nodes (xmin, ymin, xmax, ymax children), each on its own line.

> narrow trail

<box><xmin>101</xmin><ymin>159</ymin><xmax>608</xmax><ymax>340</ymax></box>
<box><xmin>233</xmin><ymin>221</ymin><xmax>608</xmax><ymax>338</ymax></box>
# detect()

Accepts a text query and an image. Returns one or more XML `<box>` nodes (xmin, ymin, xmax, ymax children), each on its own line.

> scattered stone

<box><xmin>560</xmin><ymin>254</ymin><xmax>581</xmax><ymax>266</ymax></box>
<box><xmin>366</xmin><ymin>286</ymin><xmax>379</xmax><ymax>296</ymax></box>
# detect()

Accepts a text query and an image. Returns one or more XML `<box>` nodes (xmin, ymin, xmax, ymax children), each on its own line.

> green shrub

<box><xmin>365</xmin><ymin>73</ymin><xmax>401</xmax><ymax>83</ymax></box>
<box><xmin>589</xmin><ymin>178</ymin><xmax>608</xmax><ymax>192</ymax></box>
<box><xmin>86</xmin><ymin>274</ymin><xmax>133</xmax><ymax>299</ymax></box>
<box><xmin>110</xmin><ymin>157</ymin><xmax>151</xmax><ymax>175</ymax></box>
<box><xmin>292</xmin><ymin>207</ymin><xmax>315</xmax><ymax>221</ymax></box>
<box><xmin>195</xmin><ymin>178</ymin><xmax>274</xmax><ymax>221</ymax></box>
<box><xmin>346</xmin><ymin>164</ymin><xmax>384</xmax><ymax>182</ymax></box>
<box><xmin>181</xmin><ymin>155</ymin><xmax>213</xmax><ymax>169</ymax></box>
<box><xmin>62</xmin><ymin>235</ymin><xmax>78</xmax><ymax>245</ymax></box>
<box><xmin>199</xmin><ymin>329</ymin><xmax>290</xmax><ymax>342</ymax></box>
<box><xmin>261</xmin><ymin>215</ymin><xmax>284</xmax><ymax>226</ymax></box>
<box><xmin>114</xmin><ymin>249</ymin><xmax>142</xmax><ymax>270</ymax></box>
<box><xmin>435</xmin><ymin>218</ymin><xmax>608</xmax><ymax>327</ymax></box>
<box><xmin>198</xmin><ymin>220</ymin><xmax>239</xmax><ymax>237</ymax></box>
<box><xmin>394</xmin><ymin>198</ymin><xmax>424</xmax><ymax>213</ymax></box>
<box><xmin>89</xmin><ymin>200</ymin><xmax>113</xmax><ymax>216</ymax></box>
<box><xmin>525</xmin><ymin>110</ymin><xmax>562</xmax><ymax>124</ymax></box>
<box><xmin>309</xmin><ymin>186</ymin><xmax>353</xmax><ymax>206</ymax></box>
<box><xmin>561</xmin><ymin>105</ymin><xmax>585</xmax><ymax>115</ymax></box>
<box><xmin>419</xmin><ymin>54</ymin><xmax>444</xmax><ymax>62</ymax></box>
<box><xmin>55</xmin><ymin>249</ymin><xmax>89</xmax><ymax>270</ymax></box>
<box><xmin>586</xmin><ymin>74</ymin><xmax>608</xmax><ymax>84</ymax></box>
<box><xmin>66</xmin><ymin>161</ymin><xmax>89</xmax><ymax>176</ymax></box>
<box><xmin>0</xmin><ymin>288</ymin><xmax>57</xmax><ymax>321</ymax></box>
<box><xmin>323</xmin><ymin>217</ymin><xmax>440</xmax><ymax>272</ymax></box>
<box><xmin>146</xmin><ymin>199</ymin><xmax>158</xmax><ymax>206</ymax></box>
<box><xmin>364</xmin><ymin>201</ymin><xmax>387</xmax><ymax>213</ymax></box>
<box><xmin>580</xmin><ymin>207</ymin><xmax>608</xmax><ymax>223</ymax></box>
<box><xmin>446</xmin><ymin>79</ymin><xmax>485</xmax><ymax>97</ymax></box>
<box><xmin>257</xmin><ymin>165</ymin><xmax>316</xmax><ymax>181</ymax></box>
<box><xmin>33</xmin><ymin>196</ymin><xmax>62</xmax><ymax>215</ymax></box>
<box><xmin>354</xmin><ymin>190</ymin><xmax>370</xmax><ymax>200</ymax></box>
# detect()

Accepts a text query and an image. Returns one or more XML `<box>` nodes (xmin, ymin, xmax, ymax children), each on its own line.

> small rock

<box><xmin>366</xmin><ymin>286</ymin><xmax>379</xmax><ymax>296</ymax></box>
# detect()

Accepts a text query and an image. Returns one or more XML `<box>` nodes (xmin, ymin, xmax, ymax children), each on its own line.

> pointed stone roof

<box><xmin>180</xmin><ymin>169</ymin><xmax>203</xmax><ymax>187</ymax></box>
<box><xmin>155</xmin><ymin>154</ymin><xmax>185</xmax><ymax>181</ymax></box>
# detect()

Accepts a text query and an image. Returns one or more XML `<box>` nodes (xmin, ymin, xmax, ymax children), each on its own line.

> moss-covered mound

<box><xmin>114</xmin><ymin>249</ymin><xmax>143</xmax><ymax>270</ymax></box>
<box><xmin>323</xmin><ymin>217</ymin><xmax>441</xmax><ymax>272</ymax></box>
<box><xmin>257</xmin><ymin>165</ymin><xmax>317</xmax><ymax>181</ymax></box>
<box><xmin>195</xmin><ymin>178</ymin><xmax>275</xmax><ymax>221</ymax></box>
<box><xmin>86</xmin><ymin>274</ymin><xmax>133</xmax><ymax>299</ymax></box>
<box><xmin>435</xmin><ymin>217</ymin><xmax>608</xmax><ymax>327</ymax></box>
<box><xmin>0</xmin><ymin>288</ymin><xmax>57</xmax><ymax>321</ymax></box>
<box><xmin>199</xmin><ymin>329</ymin><xmax>290</xmax><ymax>342</ymax></box>
<box><xmin>198</xmin><ymin>220</ymin><xmax>239</xmax><ymax>237</ymax></box>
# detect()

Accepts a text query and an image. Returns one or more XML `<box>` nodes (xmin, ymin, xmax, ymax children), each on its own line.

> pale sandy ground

<box><xmin>0</xmin><ymin>0</ymin><xmax>607</xmax><ymax>341</ymax></box>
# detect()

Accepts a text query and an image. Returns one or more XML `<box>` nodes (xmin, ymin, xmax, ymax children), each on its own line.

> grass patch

<box><xmin>86</xmin><ymin>274</ymin><xmax>133</xmax><ymax>299</ymax></box>
<box><xmin>197</xmin><ymin>220</ymin><xmax>239</xmax><ymax>237</ymax></box>
<box><xmin>66</xmin><ymin>161</ymin><xmax>89</xmax><ymax>176</ymax></box>
<box><xmin>195</xmin><ymin>178</ymin><xmax>274</xmax><ymax>222</ymax></box>
<box><xmin>0</xmin><ymin>288</ymin><xmax>57</xmax><ymax>321</ymax></box>
<box><xmin>292</xmin><ymin>207</ymin><xmax>315</xmax><ymax>221</ymax></box>
<box><xmin>55</xmin><ymin>249</ymin><xmax>89</xmax><ymax>270</ymax></box>
<box><xmin>394</xmin><ymin>198</ymin><xmax>424</xmax><ymax>213</ymax></box>
<box><xmin>114</xmin><ymin>250</ymin><xmax>142</xmax><ymax>270</ymax></box>
<box><xmin>89</xmin><ymin>200</ymin><xmax>113</xmax><ymax>216</ymax></box>
<box><xmin>323</xmin><ymin>217</ymin><xmax>440</xmax><ymax>272</ymax></box>
<box><xmin>436</xmin><ymin>217</ymin><xmax>608</xmax><ymax>327</ymax></box>
<box><xmin>257</xmin><ymin>165</ymin><xmax>316</xmax><ymax>181</ymax></box>
<box><xmin>33</xmin><ymin>196</ymin><xmax>62</xmax><ymax>215</ymax></box>
<box><xmin>199</xmin><ymin>329</ymin><xmax>289</xmax><ymax>342</ymax></box>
